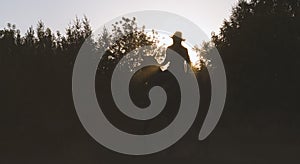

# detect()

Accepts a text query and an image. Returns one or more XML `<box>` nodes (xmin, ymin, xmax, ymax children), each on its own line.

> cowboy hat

<box><xmin>170</xmin><ymin>31</ymin><xmax>185</xmax><ymax>41</ymax></box>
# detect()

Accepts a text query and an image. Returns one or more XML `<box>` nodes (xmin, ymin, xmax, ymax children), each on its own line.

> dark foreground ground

<box><xmin>1</xmin><ymin>65</ymin><xmax>299</xmax><ymax>164</ymax></box>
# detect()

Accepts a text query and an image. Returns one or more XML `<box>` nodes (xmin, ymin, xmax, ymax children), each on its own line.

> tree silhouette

<box><xmin>212</xmin><ymin>0</ymin><xmax>300</xmax><ymax>106</ymax></box>
<box><xmin>97</xmin><ymin>17</ymin><xmax>163</xmax><ymax>76</ymax></box>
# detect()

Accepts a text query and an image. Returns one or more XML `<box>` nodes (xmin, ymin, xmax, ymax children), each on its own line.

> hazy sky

<box><xmin>0</xmin><ymin>0</ymin><xmax>238</xmax><ymax>36</ymax></box>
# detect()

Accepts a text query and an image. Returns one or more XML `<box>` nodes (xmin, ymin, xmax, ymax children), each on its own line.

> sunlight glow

<box><xmin>145</xmin><ymin>30</ymin><xmax>199</xmax><ymax>66</ymax></box>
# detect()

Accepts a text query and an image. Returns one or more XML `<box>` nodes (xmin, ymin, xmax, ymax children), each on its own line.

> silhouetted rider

<box><xmin>161</xmin><ymin>31</ymin><xmax>191</xmax><ymax>72</ymax></box>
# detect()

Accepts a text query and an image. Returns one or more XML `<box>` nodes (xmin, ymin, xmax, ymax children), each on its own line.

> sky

<box><xmin>0</xmin><ymin>0</ymin><xmax>238</xmax><ymax>36</ymax></box>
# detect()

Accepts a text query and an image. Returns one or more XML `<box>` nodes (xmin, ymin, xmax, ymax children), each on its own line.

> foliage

<box><xmin>192</xmin><ymin>41</ymin><xmax>213</xmax><ymax>70</ymax></box>
<box><xmin>97</xmin><ymin>17</ymin><xmax>162</xmax><ymax>73</ymax></box>
<box><xmin>212</xmin><ymin>0</ymin><xmax>300</xmax><ymax>105</ymax></box>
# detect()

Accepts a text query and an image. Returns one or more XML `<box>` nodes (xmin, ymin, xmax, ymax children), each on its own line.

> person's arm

<box><xmin>161</xmin><ymin>48</ymin><xmax>171</xmax><ymax>66</ymax></box>
<box><xmin>159</xmin><ymin>48</ymin><xmax>171</xmax><ymax>71</ymax></box>
<box><xmin>184</xmin><ymin>48</ymin><xmax>191</xmax><ymax>65</ymax></box>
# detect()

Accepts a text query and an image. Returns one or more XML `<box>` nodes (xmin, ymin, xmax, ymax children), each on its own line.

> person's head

<box><xmin>171</xmin><ymin>31</ymin><xmax>185</xmax><ymax>44</ymax></box>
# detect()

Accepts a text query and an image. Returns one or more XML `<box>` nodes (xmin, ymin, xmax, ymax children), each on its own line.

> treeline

<box><xmin>0</xmin><ymin>16</ymin><xmax>93</xmax><ymax>124</ymax></box>
<box><xmin>0</xmin><ymin>17</ymin><xmax>95</xmax><ymax>156</ymax></box>
<box><xmin>0</xmin><ymin>16</ymin><xmax>92</xmax><ymax>74</ymax></box>
<box><xmin>213</xmin><ymin>0</ymin><xmax>300</xmax><ymax>111</ymax></box>
<box><xmin>211</xmin><ymin>0</ymin><xmax>300</xmax><ymax>158</ymax></box>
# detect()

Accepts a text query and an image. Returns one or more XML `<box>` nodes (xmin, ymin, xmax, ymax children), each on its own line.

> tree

<box><xmin>97</xmin><ymin>17</ymin><xmax>161</xmax><ymax>75</ymax></box>
<box><xmin>212</xmin><ymin>0</ymin><xmax>300</xmax><ymax>106</ymax></box>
